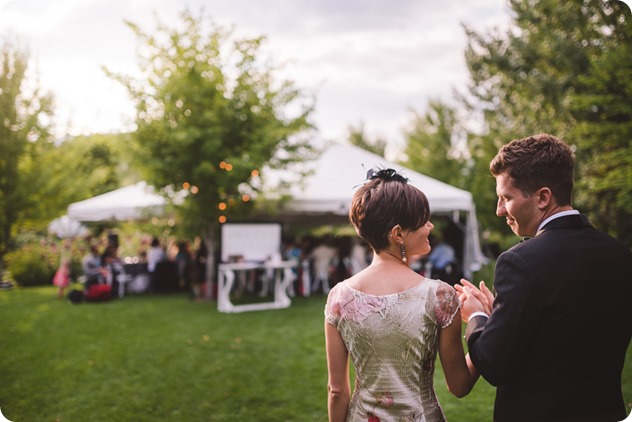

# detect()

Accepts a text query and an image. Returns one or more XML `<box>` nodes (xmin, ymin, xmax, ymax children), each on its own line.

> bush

<box><xmin>5</xmin><ymin>244</ymin><xmax>57</xmax><ymax>287</ymax></box>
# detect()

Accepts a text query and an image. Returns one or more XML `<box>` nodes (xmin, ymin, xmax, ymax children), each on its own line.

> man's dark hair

<box><xmin>490</xmin><ymin>133</ymin><xmax>575</xmax><ymax>206</ymax></box>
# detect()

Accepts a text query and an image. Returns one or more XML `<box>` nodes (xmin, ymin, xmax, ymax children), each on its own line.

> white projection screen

<box><xmin>220</xmin><ymin>222</ymin><xmax>283</xmax><ymax>263</ymax></box>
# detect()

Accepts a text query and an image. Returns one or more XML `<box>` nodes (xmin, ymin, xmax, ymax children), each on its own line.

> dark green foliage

<box><xmin>401</xmin><ymin>100</ymin><xmax>468</xmax><ymax>189</ymax></box>
<box><xmin>346</xmin><ymin>121</ymin><xmax>388</xmax><ymax>157</ymax></box>
<box><xmin>36</xmin><ymin>133</ymin><xmax>140</xmax><ymax>222</ymax></box>
<box><xmin>460</xmin><ymin>0</ymin><xmax>632</xmax><ymax>246</ymax></box>
<box><xmin>569</xmin><ymin>1</ymin><xmax>632</xmax><ymax>246</ymax></box>
<box><xmin>5</xmin><ymin>244</ymin><xmax>57</xmax><ymax>286</ymax></box>
<box><xmin>0</xmin><ymin>41</ymin><xmax>55</xmax><ymax>269</ymax></box>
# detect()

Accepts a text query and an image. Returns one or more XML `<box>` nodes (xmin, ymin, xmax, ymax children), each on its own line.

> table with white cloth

<box><xmin>217</xmin><ymin>261</ymin><xmax>296</xmax><ymax>313</ymax></box>
<box><xmin>123</xmin><ymin>263</ymin><xmax>150</xmax><ymax>294</ymax></box>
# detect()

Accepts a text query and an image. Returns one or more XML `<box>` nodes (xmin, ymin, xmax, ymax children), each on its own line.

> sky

<box><xmin>0</xmin><ymin>0</ymin><xmax>512</xmax><ymax>157</ymax></box>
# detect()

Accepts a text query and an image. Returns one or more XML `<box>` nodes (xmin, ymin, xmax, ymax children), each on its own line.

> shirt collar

<box><xmin>537</xmin><ymin>210</ymin><xmax>580</xmax><ymax>234</ymax></box>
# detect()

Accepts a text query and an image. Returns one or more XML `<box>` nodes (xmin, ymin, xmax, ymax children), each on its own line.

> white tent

<box><xmin>66</xmin><ymin>144</ymin><xmax>487</xmax><ymax>276</ymax></box>
<box><xmin>67</xmin><ymin>181</ymin><xmax>168</xmax><ymax>222</ymax></box>
<box><xmin>261</xmin><ymin>143</ymin><xmax>487</xmax><ymax>276</ymax></box>
<box><xmin>48</xmin><ymin>215</ymin><xmax>90</xmax><ymax>239</ymax></box>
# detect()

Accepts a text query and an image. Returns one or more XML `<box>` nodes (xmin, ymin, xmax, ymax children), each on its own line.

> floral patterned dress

<box><xmin>325</xmin><ymin>278</ymin><xmax>460</xmax><ymax>422</ymax></box>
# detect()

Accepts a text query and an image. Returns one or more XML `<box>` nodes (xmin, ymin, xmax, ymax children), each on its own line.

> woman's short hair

<box><xmin>349</xmin><ymin>168</ymin><xmax>430</xmax><ymax>252</ymax></box>
<box><xmin>490</xmin><ymin>133</ymin><xmax>575</xmax><ymax>205</ymax></box>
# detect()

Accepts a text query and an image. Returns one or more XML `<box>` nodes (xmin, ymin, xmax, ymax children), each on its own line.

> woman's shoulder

<box><xmin>327</xmin><ymin>279</ymin><xmax>350</xmax><ymax>296</ymax></box>
<box><xmin>428</xmin><ymin>279</ymin><xmax>460</xmax><ymax>328</ymax></box>
<box><xmin>344</xmin><ymin>267</ymin><xmax>430</xmax><ymax>296</ymax></box>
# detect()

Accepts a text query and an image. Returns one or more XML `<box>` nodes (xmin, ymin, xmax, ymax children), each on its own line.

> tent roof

<box><xmin>264</xmin><ymin>143</ymin><xmax>475</xmax><ymax>216</ymax></box>
<box><xmin>263</xmin><ymin>143</ymin><xmax>488</xmax><ymax>274</ymax></box>
<box><xmin>67</xmin><ymin>181</ymin><xmax>167</xmax><ymax>222</ymax></box>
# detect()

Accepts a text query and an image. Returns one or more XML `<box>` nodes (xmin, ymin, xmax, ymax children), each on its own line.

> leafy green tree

<box><xmin>38</xmin><ymin>133</ymin><xmax>140</xmax><ymax>217</ymax></box>
<box><xmin>401</xmin><ymin>100</ymin><xmax>467</xmax><ymax>189</ymax></box>
<box><xmin>461</xmin><ymin>0</ymin><xmax>632</xmax><ymax>245</ymax></box>
<box><xmin>0</xmin><ymin>40</ymin><xmax>54</xmax><ymax>273</ymax></box>
<box><xmin>569</xmin><ymin>1</ymin><xmax>632</xmax><ymax>247</ymax></box>
<box><xmin>346</xmin><ymin>121</ymin><xmax>387</xmax><ymax>157</ymax></box>
<box><xmin>108</xmin><ymin>10</ymin><xmax>315</xmax><ymax>287</ymax></box>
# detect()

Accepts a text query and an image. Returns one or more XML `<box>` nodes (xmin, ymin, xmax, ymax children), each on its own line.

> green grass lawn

<box><xmin>0</xmin><ymin>286</ymin><xmax>630</xmax><ymax>421</ymax></box>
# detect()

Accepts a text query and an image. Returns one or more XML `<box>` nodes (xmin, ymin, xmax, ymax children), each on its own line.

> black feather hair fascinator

<box><xmin>365</xmin><ymin>167</ymin><xmax>409</xmax><ymax>184</ymax></box>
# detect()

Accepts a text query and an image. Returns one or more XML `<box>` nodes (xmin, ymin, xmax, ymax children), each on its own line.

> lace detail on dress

<box><xmin>433</xmin><ymin>282</ymin><xmax>461</xmax><ymax>328</ymax></box>
<box><xmin>325</xmin><ymin>282</ymin><xmax>389</xmax><ymax>326</ymax></box>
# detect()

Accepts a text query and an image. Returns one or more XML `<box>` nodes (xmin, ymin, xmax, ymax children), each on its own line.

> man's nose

<box><xmin>496</xmin><ymin>200</ymin><xmax>506</xmax><ymax>217</ymax></box>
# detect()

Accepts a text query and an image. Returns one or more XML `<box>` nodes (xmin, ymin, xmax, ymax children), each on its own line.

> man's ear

<box><xmin>537</xmin><ymin>187</ymin><xmax>553</xmax><ymax>210</ymax></box>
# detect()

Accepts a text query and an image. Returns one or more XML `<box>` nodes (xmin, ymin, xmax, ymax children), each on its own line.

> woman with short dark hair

<box><xmin>325</xmin><ymin>168</ymin><xmax>478</xmax><ymax>421</ymax></box>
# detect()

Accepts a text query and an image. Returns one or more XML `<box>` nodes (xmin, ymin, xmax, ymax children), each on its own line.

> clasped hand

<box><xmin>454</xmin><ymin>279</ymin><xmax>494</xmax><ymax>323</ymax></box>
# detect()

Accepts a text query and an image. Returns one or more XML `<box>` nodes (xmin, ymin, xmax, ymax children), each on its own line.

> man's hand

<box><xmin>455</xmin><ymin>278</ymin><xmax>494</xmax><ymax>322</ymax></box>
<box><xmin>460</xmin><ymin>279</ymin><xmax>494</xmax><ymax>314</ymax></box>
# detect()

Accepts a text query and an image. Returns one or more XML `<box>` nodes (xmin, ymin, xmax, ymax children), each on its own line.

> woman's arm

<box><xmin>325</xmin><ymin>321</ymin><xmax>350</xmax><ymax>421</ymax></box>
<box><xmin>438</xmin><ymin>309</ymin><xmax>479</xmax><ymax>398</ymax></box>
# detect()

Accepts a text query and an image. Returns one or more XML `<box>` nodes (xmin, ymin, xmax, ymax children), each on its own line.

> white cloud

<box><xmin>0</xmin><ymin>0</ymin><xmax>510</xmax><ymax>150</ymax></box>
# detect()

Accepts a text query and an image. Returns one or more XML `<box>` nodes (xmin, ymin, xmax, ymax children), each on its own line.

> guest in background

<box><xmin>427</xmin><ymin>232</ymin><xmax>457</xmax><ymax>285</ymax></box>
<box><xmin>175</xmin><ymin>240</ymin><xmax>193</xmax><ymax>290</ymax></box>
<box><xmin>52</xmin><ymin>240</ymin><xmax>72</xmax><ymax>299</ymax></box>
<box><xmin>349</xmin><ymin>238</ymin><xmax>370</xmax><ymax>275</ymax></box>
<box><xmin>310</xmin><ymin>235</ymin><xmax>337</xmax><ymax>294</ymax></box>
<box><xmin>283</xmin><ymin>237</ymin><xmax>303</xmax><ymax>297</ymax></box>
<box><xmin>101</xmin><ymin>244</ymin><xmax>125</xmax><ymax>298</ymax></box>
<box><xmin>191</xmin><ymin>236</ymin><xmax>208</xmax><ymax>300</ymax></box>
<box><xmin>147</xmin><ymin>237</ymin><xmax>166</xmax><ymax>291</ymax></box>
<box><xmin>331</xmin><ymin>236</ymin><xmax>352</xmax><ymax>285</ymax></box>
<box><xmin>81</xmin><ymin>244</ymin><xmax>102</xmax><ymax>290</ymax></box>
<box><xmin>147</xmin><ymin>237</ymin><xmax>166</xmax><ymax>274</ymax></box>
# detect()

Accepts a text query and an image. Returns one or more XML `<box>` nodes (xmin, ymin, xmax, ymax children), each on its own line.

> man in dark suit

<box><xmin>457</xmin><ymin>134</ymin><xmax>632</xmax><ymax>422</ymax></box>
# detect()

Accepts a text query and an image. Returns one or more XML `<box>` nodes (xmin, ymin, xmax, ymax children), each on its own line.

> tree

<box><xmin>37</xmin><ymin>133</ymin><xmax>140</xmax><ymax>219</ymax></box>
<box><xmin>461</xmin><ymin>0</ymin><xmax>632</xmax><ymax>245</ymax></box>
<box><xmin>569</xmin><ymin>1</ymin><xmax>632</xmax><ymax>247</ymax></box>
<box><xmin>108</xmin><ymin>10</ymin><xmax>315</xmax><ymax>290</ymax></box>
<box><xmin>401</xmin><ymin>100</ymin><xmax>468</xmax><ymax>189</ymax></box>
<box><xmin>346</xmin><ymin>121</ymin><xmax>387</xmax><ymax>157</ymax></box>
<box><xmin>0</xmin><ymin>40</ymin><xmax>54</xmax><ymax>273</ymax></box>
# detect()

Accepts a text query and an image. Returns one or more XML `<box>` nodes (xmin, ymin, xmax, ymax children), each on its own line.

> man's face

<box><xmin>495</xmin><ymin>173</ymin><xmax>542</xmax><ymax>238</ymax></box>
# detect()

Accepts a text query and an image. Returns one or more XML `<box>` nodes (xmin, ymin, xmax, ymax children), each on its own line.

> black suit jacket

<box><xmin>466</xmin><ymin>214</ymin><xmax>632</xmax><ymax>422</ymax></box>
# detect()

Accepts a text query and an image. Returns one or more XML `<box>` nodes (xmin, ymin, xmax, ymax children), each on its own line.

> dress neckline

<box><xmin>343</xmin><ymin>279</ymin><xmax>427</xmax><ymax>298</ymax></box>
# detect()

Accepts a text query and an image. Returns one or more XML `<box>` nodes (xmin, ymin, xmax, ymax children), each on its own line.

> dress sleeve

<box><xmin>434</xmin><ymin>281</ymin><xmax>461</xmax><ymax>328</ymax></box>
<box><xmin>324</xmin><ymin>284</ymin><xmax>342</xmax><ymax>327</ymax></box>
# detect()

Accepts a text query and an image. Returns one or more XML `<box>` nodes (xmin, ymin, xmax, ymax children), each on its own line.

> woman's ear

<box><xmin>389</xmin><ymin>225</ymin><xmax>404</xmax><ymax>243</ymax></box>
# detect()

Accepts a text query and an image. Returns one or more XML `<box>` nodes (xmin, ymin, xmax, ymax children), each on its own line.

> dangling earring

<box><xmin>400</xmin><ymin>243</ymin><xmax>407</xmax><ymax>263</ymax></box>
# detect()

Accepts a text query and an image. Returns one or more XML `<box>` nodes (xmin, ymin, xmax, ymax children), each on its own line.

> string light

<box><xmin>219</xmin><ymin>215</ymin><xmax>227</xmax><ymax>223</ymax></box>
<box><xmin>242</xmin><ymin>194</ymin><xmax>250</xmax><ymax>202</ymax></box>
<box><xmin>183</xmin><ymin>182</ymin><xmax>190</xmax><ymax>190</ymax></box>
<box><xmin>218</xmin><ymin>202</ymin><xmax>227</xmax><ymax>210</ymax></box>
